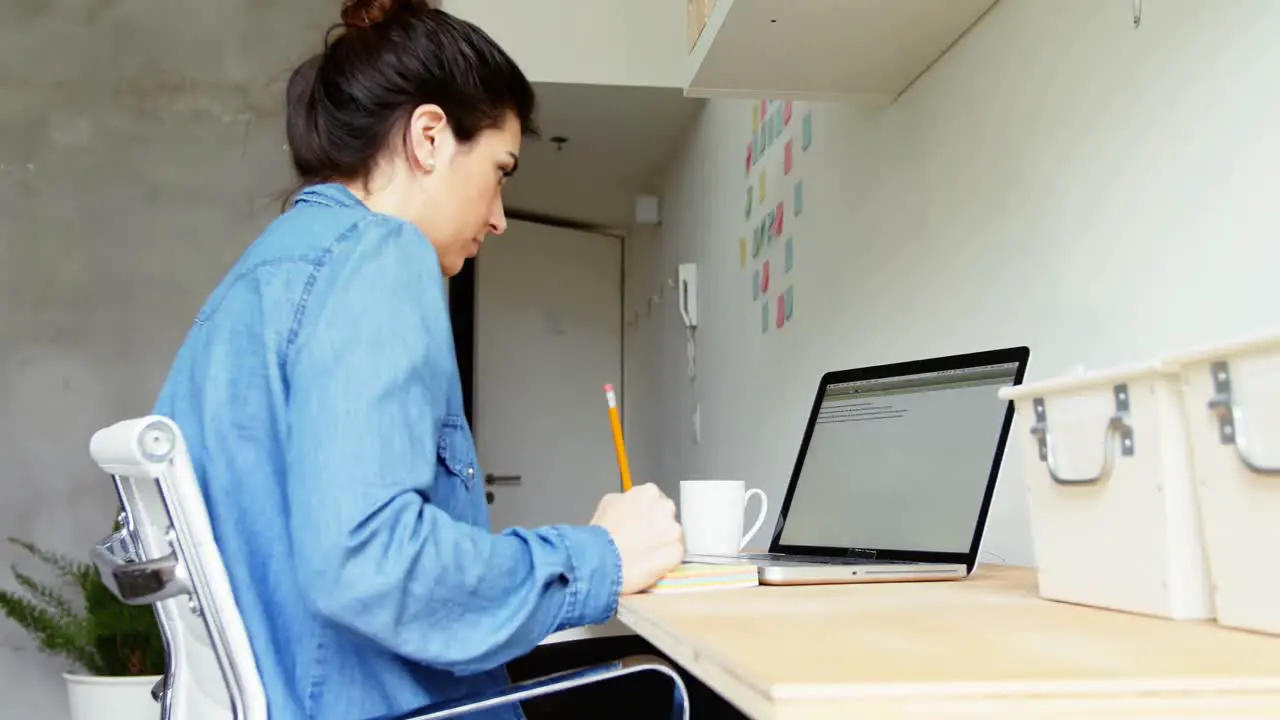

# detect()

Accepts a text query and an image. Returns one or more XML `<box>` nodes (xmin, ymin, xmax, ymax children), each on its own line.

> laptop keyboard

<box><xmin>736</xmin><ymin>553</ymin><xmax>915</xmax><ymax>565</ymax></box>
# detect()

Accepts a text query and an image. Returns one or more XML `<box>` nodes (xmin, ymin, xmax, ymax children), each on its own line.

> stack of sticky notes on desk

<box><xmin>643</xmin><ymin>563</ymin><xmax>759</xmax><ymax>594</ymax></box>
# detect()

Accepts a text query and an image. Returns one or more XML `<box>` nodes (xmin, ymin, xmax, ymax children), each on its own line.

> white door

<box><xmin>473</xmin><ymin>220</ymin><xmax>623</xmax><ymax>531</ymax></box>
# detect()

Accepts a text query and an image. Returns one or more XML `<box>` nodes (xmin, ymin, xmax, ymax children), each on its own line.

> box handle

<box><xmin>1207</xmin><ymin>361</ymin><xmax>1280</xmax><ymax>475</ymax></box>
<box><xmin>1029</xmin><ymin>384</ymin><xmax>1135</xmax><ymax>486</ymax></box>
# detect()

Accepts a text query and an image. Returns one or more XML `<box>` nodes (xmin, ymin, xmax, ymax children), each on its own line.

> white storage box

<box><xmin>1159</xmin><ymin>333</ymin><xmax>1280</xmax><ymax>635</ymax></box>
<box><xmin>998</xmin><ymin>364</ymin><xmax>1214</xmax><ymax>620</ymax></box>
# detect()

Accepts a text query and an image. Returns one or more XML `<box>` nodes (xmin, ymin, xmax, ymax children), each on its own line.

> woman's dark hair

<box><xmin>285</xmin><ymin>0</ymin><xmax>537</xmax><ymax>188</ymax></box>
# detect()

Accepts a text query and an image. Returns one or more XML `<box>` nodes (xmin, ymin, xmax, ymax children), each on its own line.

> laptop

<box><xmin>686</xmin><ymin>346</ymin><xmax>1030</xmax><ymax>585</ymax></box>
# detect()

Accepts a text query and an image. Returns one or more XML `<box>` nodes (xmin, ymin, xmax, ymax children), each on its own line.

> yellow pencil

<box><xmin>604</xmin><ymin>384</ymin><xmax>633</xmax><ymax>492</ymax></box>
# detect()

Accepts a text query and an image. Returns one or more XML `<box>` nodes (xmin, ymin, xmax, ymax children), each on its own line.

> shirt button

<box><xmin>467</xmin><ymin>467</ymin><xmax>475</xmax><ymax>477</ymax></box>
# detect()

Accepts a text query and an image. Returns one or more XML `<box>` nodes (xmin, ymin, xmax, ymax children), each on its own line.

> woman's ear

<box><xmin>407</xmin><ymin>103</ymin><xmax>448</xmax><ymax>173</ymax></box>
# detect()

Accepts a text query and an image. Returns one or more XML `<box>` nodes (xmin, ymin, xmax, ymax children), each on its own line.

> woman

<box><xmin>151</xmin><ymin>2</ymin><xmax>684</xmax><ymax>718</ymax></box>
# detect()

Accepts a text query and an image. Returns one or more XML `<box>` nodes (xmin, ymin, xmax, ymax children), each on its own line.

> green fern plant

<box><xmin>0</xmin><ymin>536</ymin><xmax>165</xmax><ymax>676</ymax></box>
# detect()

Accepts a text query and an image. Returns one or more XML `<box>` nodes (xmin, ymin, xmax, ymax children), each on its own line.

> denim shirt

<box><xmin>152</xmin><ymin>183</ymin><xmax>623</xmax><ymax>720</ymax></box>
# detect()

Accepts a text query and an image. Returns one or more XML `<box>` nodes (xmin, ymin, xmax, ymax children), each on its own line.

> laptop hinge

<box><xmin>846</xmin><ymin>548</ymin><xmax>877</xmax><ymax>560</ymax></box>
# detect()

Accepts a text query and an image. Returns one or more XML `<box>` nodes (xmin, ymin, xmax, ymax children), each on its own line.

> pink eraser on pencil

<box><xmin>604</xmin><ymin>384</ymin><xmax>615</xmax><ymax>393</ymax></box>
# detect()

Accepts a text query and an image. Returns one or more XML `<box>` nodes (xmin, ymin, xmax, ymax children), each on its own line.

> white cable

<box><xmin>686</xmin><ymin>326</ymin><xmax>697</xmax><ymax>381</ymax></box>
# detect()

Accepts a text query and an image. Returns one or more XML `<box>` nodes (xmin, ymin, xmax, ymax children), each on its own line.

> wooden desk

<box><xmin>540</xmin><ymin>618</ymin><xmax>632</xmax><ymax>645</ymax></box>
<box><xmin>616</xmin><ymin>565</ymin><xmax>1280</xmax><ymax>719</ymax></box>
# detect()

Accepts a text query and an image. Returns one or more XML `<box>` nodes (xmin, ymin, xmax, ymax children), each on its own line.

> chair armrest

<box><xmin>91</xmin><ymin>530</ymin><xmax>191</xmax><ymax>606</ymax></box>
<box><xmin>371</xmin><ymin>654</ymin><xmax>689</xmax><ymax>720</ymax></box>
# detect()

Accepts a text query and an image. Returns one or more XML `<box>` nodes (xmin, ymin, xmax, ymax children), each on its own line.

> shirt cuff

<box><xmin>551</xmin><ymin>524</ymin><xmax>622</xmax><ymax>629</ymax></box>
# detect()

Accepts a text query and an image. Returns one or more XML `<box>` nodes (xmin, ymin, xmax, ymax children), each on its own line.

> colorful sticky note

<box><xmin>794</xmin><ymin>180</ymin><xmax>804</xmax><ymax>216</ymax></box>
<box><xmin>752</xmin><ymin>103</ymin><xmax>760</xmax><ymax>133</ymax></box>
<box><xmin>761</xmin><ymin>98</ymin><xmax>769</xmax><ymax>119</ymax></box>
<box><xmin>745</xmin><ymin>185</ymin><xmax>753</xmax><ymax>218</ymax></box>
<box><xmin>752</xmin><ymin>223</ymin><xmax>764</xmax><ymax>257</ymax></box>
<box><xmin>773</xmin><ymin>200</ymin><xmax>784</xmax><ymax>236</ymax></box>
<box><xmin>751</xmin><ymin>268</ymin><xmax>760</xmax><ymax>299</ymax></box>
<box><xmin>802</xmin><ymin>112</ymin><xmax>813</xmax><ymax>151</ymax></box>
<box><xmin>784</xmin><ymin>139</ymin><xmax>794</xmax><ymax>175</ymax></box>
<box><xmin>785</xmin><ymin>286</ymin><xmax>794</xmax><ymax>321</ymax></box>
<box><xmin>761</xmin><ymin>259</ymin><xmax>771</xmax><ymax>293</ymax></box>
<box><xmin>761</xmin><ymin>300</ymin><xmax>769</xmax><ymax>333</ymax></box>
<box><xmin>746</xmin><ymin>141</ymin><xmax>753</xmax><ymax>175</ymax></box>
<box><xmin>759</xmin><ymin>169</ymin><xmax>767</xmax><ymax>202</ymax></box>
<box><xmin>784</xmin><ymin>101</ymin><xmax>793</xmax><ymax>126</ymax></box>
<box><xmin>776</xmin><ymin>292</ymin><xmax>786</xmax><ymax>328</ymax></box>
<box><xmin>784</xmin><ymin>237</ymin><xmax>793</xmax><ymax>272</ymax></box>
<box><xmin>739</xmin><ymin>236</ymin><xmax>747</xmax><ymax>267</ymax></box>
<box><xmin>773</xmin><ymin>111</ymin><xmax>783</xmax><ymax>141</ymax></box>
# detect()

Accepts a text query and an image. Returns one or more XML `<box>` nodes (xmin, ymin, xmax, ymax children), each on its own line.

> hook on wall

<box><xmin>627</xmin><ymin>275</ymin><xmax>682</xmax><ymax>331</ymax></box>
<box><xmin>643</xmin><ymin>278</ymin><xmax>679</xmax><ymax>316</ymax></box>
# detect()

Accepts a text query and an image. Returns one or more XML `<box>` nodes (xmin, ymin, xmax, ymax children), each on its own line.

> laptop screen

<box><xmin>777</xmin><ymin>361</ymin><xmax>1020</xmax><ymax>555</ymax></box>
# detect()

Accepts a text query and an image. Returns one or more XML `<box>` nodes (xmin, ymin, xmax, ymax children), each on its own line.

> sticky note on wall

<box><xmin>761</xmin><ymin>259</ymin><xmax>771</xmax><ymax>293</ymax></box>
<box><xmin>776</xmin><ymin>292</ymin><xmax>786</xmax><ymax>328</ymax></box>
<box><xmin>739</xmin><ymin>236</ymin><xmax>747</xmax><ymax>267</ymax></box>
<box><xmin>784</xmin><ymin>237</ymin><xmax>793</xmax><ymax>272</ymax></box>
<box><xmin>802</xmin><ymin>112</ymin><xmax>813</xmax><ymax>151</ymax></box>
<box><xmin>784</xmin><ymin>100</ymin><xmax>793</xmax><ymax>126</ymax></box>
<box><xmin>785</xmin><ymin>285</ymin><xmax>794</xmax><ymax>321</ymax></box>
<box><xmin>784</xmin><ymin>139</ymin><xmax>794</xmax><ymax>175</ymax></box>
<box><xmin>794</xmin><ymin>180</ymin><xmax>804</xmax><ymax>216</ymax></box>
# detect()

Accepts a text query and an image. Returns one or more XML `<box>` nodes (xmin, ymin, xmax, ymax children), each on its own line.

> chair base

<box><xmin>376</xmin><ymin>654</ymin><xmax>690</xmax><ymax>720</ymax></box>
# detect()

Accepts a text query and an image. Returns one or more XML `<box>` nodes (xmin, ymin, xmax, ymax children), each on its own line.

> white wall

<box><xmin>624</xmin><ymin>0</ymin><xmax>1280</xmax><ymax>567</ymax></box>
<box><xmin>440</xmin><ymin>0</ymin><xmax>687</xmax><ymax>88</ymax></box>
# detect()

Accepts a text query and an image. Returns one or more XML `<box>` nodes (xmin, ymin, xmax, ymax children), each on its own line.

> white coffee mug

<box><xmin>679</xmin><ymin>480</ymin><xmax>768</xmax><ymax>555</ymax></box>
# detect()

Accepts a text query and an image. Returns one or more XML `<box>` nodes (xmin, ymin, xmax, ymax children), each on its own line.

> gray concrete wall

<box><xmin>1</xmin><ymin>2</ymin><xmax>330</xmax><ymax>716</ymax></box>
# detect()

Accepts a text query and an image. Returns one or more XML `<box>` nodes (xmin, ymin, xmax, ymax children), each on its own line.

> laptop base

<box><xmin>683</xmin><ymin>553</ymin><xmax>968</xmax><ymax>586</ymax></box>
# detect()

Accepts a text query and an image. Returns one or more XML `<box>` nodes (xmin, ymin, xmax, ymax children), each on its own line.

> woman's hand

<box><xmin>590</xmin><ymin>483</ymin><xmax>685</xmax><ymax>594</ymax></box>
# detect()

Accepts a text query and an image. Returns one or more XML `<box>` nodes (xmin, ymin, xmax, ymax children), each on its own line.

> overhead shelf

<box><xmin>685</xmin><ymin>0</ymin><xmax>998</xmax><ymax>101</ymax></box>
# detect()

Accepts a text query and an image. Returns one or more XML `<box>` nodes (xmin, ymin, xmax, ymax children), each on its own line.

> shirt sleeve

<box><xmin>284</xmin><ymin>216</ymin><xmax>622</xmax><ymax>675</ymax></box>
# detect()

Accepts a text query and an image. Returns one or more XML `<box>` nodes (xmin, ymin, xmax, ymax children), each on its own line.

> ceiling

<box><xmin>502</xmin><ymin>82</ymin><xmax>705</xmax><ymax>230</ymax></box>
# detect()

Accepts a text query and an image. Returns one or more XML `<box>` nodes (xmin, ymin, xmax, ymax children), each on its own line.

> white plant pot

<box><xmin>64</xmin><ymin>673</ymin><xmax>163</xmax><ymax>720</ymax></box>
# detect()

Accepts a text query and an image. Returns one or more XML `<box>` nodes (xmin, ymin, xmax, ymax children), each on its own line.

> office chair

<box><xmin>87</xmin><ymin>415</ymin><xmax>690</xmax><ymax>720</ymax></box>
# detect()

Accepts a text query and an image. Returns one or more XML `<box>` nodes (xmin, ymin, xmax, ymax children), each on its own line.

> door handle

<box><xmin>485</xmin><ymin>473</ymin><xmax>522</xmax><ymax>486</ymax></box>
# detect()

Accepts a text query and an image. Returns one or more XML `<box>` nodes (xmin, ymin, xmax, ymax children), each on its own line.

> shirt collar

<box><xmin>293</xmin><ymin>182</ymin><xmax>365</xmax><ymax>210</ymax></box>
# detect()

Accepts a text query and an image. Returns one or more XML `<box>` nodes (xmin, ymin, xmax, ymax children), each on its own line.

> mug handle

<box><xmin>739</xmin><ymin>488</ymin><xmax>768</xmax><ymax>550</ymax></box>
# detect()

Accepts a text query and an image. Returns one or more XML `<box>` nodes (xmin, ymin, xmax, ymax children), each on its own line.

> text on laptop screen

<box><xmin>779</xmin><ymin>362</ymin><xmax>1019</xmax><ymax>554</ymax></box>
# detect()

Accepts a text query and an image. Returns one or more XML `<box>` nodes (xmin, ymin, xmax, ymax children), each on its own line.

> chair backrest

<box><xmin>89</xmin><ymin>415</ymin><xmax>267</xmax><ymax>720</ymax></box>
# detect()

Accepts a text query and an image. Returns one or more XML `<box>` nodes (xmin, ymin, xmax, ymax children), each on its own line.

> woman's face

<box><xmin>364</xmin><ymin>106</ymin><xmax>522</xmax><ymax>277</ymax></box>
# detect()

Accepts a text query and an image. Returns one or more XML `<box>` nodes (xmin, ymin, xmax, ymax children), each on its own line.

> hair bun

<box><xmin>340</xmin><ymin>0</ymin><xmax>402</xmax><ymax>29</ymax></box>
